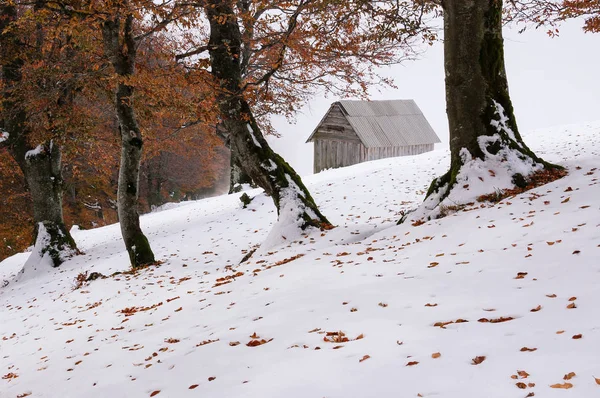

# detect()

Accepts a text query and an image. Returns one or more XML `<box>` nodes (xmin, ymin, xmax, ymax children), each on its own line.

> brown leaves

<box><xmin>188</xmin><ymin>384</ymin><xmax>199</xmax><ymax>389</ymax></box>
<box><xmin>322</xmin><ymin>331</ymin><xmax>363</xmax><ymax>343</ymax></box>
<box><xmin>428</xmin><ymin>262</ymin><xmax>439</xmax><ymax>268</ymax></box>
<box><xmin>359</xmin><ymin>355</ymin><xmax>370</xmax><ymax>363</ymax></box>
<box><xmin>567</xmin><ymin>302</ymin><xmax>577</xmax><ymax>309</ymax></box>
<box><xmin>572</xmin><ymin>334</ymin><xmax>583</xmax><ymax>339</ymax></box>
<box><xmin>594</xmin><ymin>376</ymin><xmax>600</xmax><ymax>385</ymax></box>
<box><xmin>563</xmin><ymin>372</ymin><xmax>576</xmax><ymax>380</ymax></box>
<box><xmin>520</xmin><ymin>347</ymin><xmax>537</xmax><ymax>352</ymax></box>
<box><xmin>478</xmin><ymin>316</ymin><xmax>514</xmax><ymax>323</ymax></box>
<box><xmin>406</xmin><ymin>361</ymin><xmax>419</xmax><ymax>366</ymax></box>
<box><xmin>434</xmin><ymin>318</ymin><xmax>468</xmax><ymax>329</ymax></box>
<box><xmin>431</xmin><ymin>352</ymin><xmax>441</xmax><ymax>359</ymax></box>
<box><xmin>2</xmin><ymin>372</ymin><xmax>18</xmax><ymax>380</ymax></box>
<box><xmin>515</xmin><ymin>272</ymin><xmax>528</xmax><ymax>279</ymax></box>
<box><xmin>530</xmin><ymin>305</ymin><xmax>542</xmax><ymax>312</ymax></box>
<box><xmin>150</xmin><ymin>391</ymin><xmax>161</xmax><ymax>397</ymax></box>
<box><xmin>471</xmin><ymin>356</ymin><xmax>486</xmax><ymax>365</ymax></box>
<box><xmin>550</xmin><ymin>382</ymin><xmax>573</xmax><ymax>389</ymax></box>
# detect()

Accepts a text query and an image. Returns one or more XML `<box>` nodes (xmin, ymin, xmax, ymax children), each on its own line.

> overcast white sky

<box><xmin>267</xmin><ymin>19</ymin><xmax>600</xmax><ymax>177</ymax></box>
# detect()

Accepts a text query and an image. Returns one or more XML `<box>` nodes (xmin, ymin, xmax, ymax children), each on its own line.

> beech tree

<box><xmin>402</xmin><ymin>0</ymin><xmax>562</xmax><ymax>223</ymax></box>
<box><xmin>177</xmin><ymin>0</ymin><xmax>433</xmax><ymax>244</ymax></box>
<box><xmin>0</xmin><ymin>2</ymin><xmax>79</xmax><ymax>267</ymax></box>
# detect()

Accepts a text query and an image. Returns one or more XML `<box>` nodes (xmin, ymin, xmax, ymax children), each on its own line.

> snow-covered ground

<box><xmin>1</xmin><ymin>122</ymin><xmax>599</xmax><ymax>398</ymax></box>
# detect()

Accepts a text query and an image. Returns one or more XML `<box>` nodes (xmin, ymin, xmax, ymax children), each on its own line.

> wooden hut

<box><xmin>306</xmin><ymin>100</ymin><xmax>441</xmax><ymax>173</ymax></box>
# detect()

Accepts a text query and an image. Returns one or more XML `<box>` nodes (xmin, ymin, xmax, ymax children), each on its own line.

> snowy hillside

<box><xmin>1</xmin><ymin>122</ymin><xmax>600</xmax><ymax>398</ymax></box>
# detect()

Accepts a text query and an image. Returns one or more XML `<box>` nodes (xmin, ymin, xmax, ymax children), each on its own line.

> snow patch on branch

<box><xmin>262</xmin><ymin>159</ymin><xmax>277</xmax><ymax>172</ymax></box>
<box><xmin>247</xmin><ymin>124</ymin><xmax>262</xmax><ymax>148</ymax></box>
<box><xmin>25</xmin><ymin>144</ymin><xmax>44</xmax><ymax>159</ymax></box>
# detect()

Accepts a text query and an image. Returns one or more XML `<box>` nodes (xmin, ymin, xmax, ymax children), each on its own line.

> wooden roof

<box><xmin>306</xmin><ymin>100</ymin><xmax>441</xmax><ymax>148</ymax></box>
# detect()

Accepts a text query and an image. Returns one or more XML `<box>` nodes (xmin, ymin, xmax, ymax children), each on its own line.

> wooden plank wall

<box><xmin>314</xmin><ymin>142</ymin><xmax>434</xmax><ymax>173</ymax></box>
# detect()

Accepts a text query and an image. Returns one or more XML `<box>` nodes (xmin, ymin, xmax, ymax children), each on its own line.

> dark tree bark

<box><xmin>412</xmin><ymin>0</ymin><xmax>557</xmax><ymax>220</ymax></box>
<box><xmin>1</xmin><ymin>2</ymin><xmax>77</xmax><ymax>267</ymax></box>
<box><xmin>102</xmin><ymin>14</ymin><xmax>155</xmax><ymax>267</ymax></box>
<box><xmin>205</xmin><ymin>0</ymin><xmax>330</xmax><ymax>231</ymax></box>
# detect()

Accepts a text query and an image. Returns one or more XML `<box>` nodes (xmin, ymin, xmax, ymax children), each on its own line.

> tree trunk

<box><xmin>407</xmin><ymin>0</ymin><xmax>557</xmax><ymax>222</ymax></box>
<box><xmin>206</xmin><ymin>0</ymin><xmax>330</xmax><ymax>234</ymax></box>
<box><xmin>1</xmin><ymin>2</ymin><xmax>77</xmax><ymax>267</ymax></box>
<box><xmin>102</xmin><ymin>15</ymin><xmax>155</xmax><ymax>267</ymax></box>
<box><xmin>229</xmin><ymin>146</ymin><xmax>255</xmax><ymax>193</ymax></box>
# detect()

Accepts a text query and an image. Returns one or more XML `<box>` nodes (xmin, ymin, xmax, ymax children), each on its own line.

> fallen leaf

<box><xmin>556</xmin><ymin>330</ymin><xmax>565</xmax><ymax>334</ymax></box>
<box><xmin>431</xmin><ymin>352</ymin><xmax>441</xmax><ymax>359</ymax></box>
<box><xmin>478</xmin><ymin>316</ymin><xmax>514</xmax><ymax>323</ymax></box>
<box><xmin>568</xmin><ymin>296</ymin><xmax>577</xmax><ymax>301</ymax></box>
<box><xmin>359</xmin><ymin>355</ymin><xmax>370</xmax><ymax>363</ymax></box>
<box><xmin>550</xmin><ymin>382</ymin><xmax>573</xmax><ymax>389</ymax></box>
<box><xmin>546</xmin><ymin>294</ymin><xmax>557</xmax><ymax>298</ymax></box>
<box><xmin>530</xmin><ymin>305</ymin><xmax>542</xmax><ymax>312</ymax></box>
<box><xmin>406</xmin><ymin>361</ymin><xmax>419</xmax><ymax>366</ymax></box>
<box><xmin>572</xmin><ymin>334</ymin><xmax>583</xmax><ymax>339</ymax></box>
<box><xmin>208</xmin><ymin>377</ymin><xmax>216</xmax><ymax>381</ymax></box>
<box><xmin>189</xmin><ymin>384</ymin><xmax>199</xmax><ymax>389</ymax></box>
<box><xmin>564</xmin><ymin>372</ymin><xmax>576</xmax><ymax>380</ymax></box>
<box><xmin>520</xmin><ymin>347</ymin><xmax>537</xmax><ymax>352</ymax></box>
<box><xmin>518</xmin><ymin>370</ymin><xmax>530</xmax><ymax>378</ymax></box>
<box><xmin>472</xmin><ymin>356</ymin><xmax>486</xmax><ymax>365</ymax></box>
<box><xmin>150</xmin><ymin>391</ymin><xmax>161</xmax><ymax>397</ymax></box>
<box><xmin>516</xmin><ymin>382</ymin><xmax>527</xmax><ymax>389</ymax></box>
<box><xmin>594</xmin><ymin>376</ymin><xmax>600</xmax><ymax>385</ymax></box>
<box><xmin>229</xmin><ymin>341</ymin><xmax>240</xmax><ymax>346</ymax></box>
<box><xmin>567</xmin><ymin>302</ymin><xmax>577</xmax><ymax>309</ymax></box>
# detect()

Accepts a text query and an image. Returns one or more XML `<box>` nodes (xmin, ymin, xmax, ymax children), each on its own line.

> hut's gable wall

<box><xmin>311</xmin><ymin>104</ymin><xmax>361</xmax><ymax>143</ymax></box>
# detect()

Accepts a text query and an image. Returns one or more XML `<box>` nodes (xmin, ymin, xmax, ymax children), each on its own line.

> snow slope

<box><xmin>1</xmin><ymin>122</ymin><xmax>599</xmax><ymax>398</ymax></box>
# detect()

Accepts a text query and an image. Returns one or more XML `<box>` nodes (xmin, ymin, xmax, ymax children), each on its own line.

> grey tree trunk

<box><xmin>422</xmin><ymin>0</ymin><xmax>555</xmax><ymax>209</ymax></box>
<box><xmin>102</xmin><ymin>14</ymin><xmax>155</xmax><ymax>267</ymax></box>
<box><xmin>206</xmin><ymin>0</ymin><xmax>330</xmax><ymax>231</ymax></box>
<box><xmin>1</xmin><ymin>2</ymin><xmax>77</xmax><ymax>267</ymax></box>
<box><xmin>229</xmin><ymin>147</ymin><xmax>255</xmax><ymax>193</ymax></box>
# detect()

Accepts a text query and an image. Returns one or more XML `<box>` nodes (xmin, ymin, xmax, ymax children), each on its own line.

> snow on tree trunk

<box><xmin>103</xmin><ymin>15</ymin><xmax>155</xmax><ymax>267</ymax></box>
<box><xmin>402</xmin><ymin>0</ymin><xmax>559</xmax><ymax>224</ymax></box>
<box><xmin>206</xmin><ymin>0</ymin><xmax>331</xmax><ymax>246</ymax></box>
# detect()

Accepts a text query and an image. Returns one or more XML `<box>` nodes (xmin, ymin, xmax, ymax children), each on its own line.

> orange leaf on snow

<box><xmin>472</xmin><ymin>356</ymin><xmax>486</xmax><ymax>365</ymax></box>
<box><xmin>189</xmin><ymin>385</ymin><xmax>199</xmax><ymax>390</ymax></box>
<box><xmin>572</xmin><ymin>334</ymin><xmax>583</xmax><ymax>339</ymax></box>
<box><xmin>564</xmin><ymin>372</ymin><xmax>576</xmax><ymax>380</ymax></box>
<box><xmin>594</xmin><ymin>376</ymin><xmax>600</xmax><ymax>385</ymax></box>
<box><xmin>359</xmin><ymin>355</ymin><xmax>370</xmax><ymax>363</ymax></box>
<box><xmin>550</xmin><ymin>382</ymin><xmax>573</xmax><ymax>389</ymax></box>
<box><xmin>150</xmin><ymin>391</ymin><xmax>161</xmax><ymax>397</ymax></box>
<box><xmin>516</xmin><ymin>382</ymin><xmax>527</xmax><ymax>389</ymax></box>
<box><xmin>406</xmin><ymin>361</ymin><xmax>419</xmax><ymax>366</ymax></box>
<box><xmin>520</xmin><ymin>347</ymin><xmax>537</xmax><ymax>352</ymax></box>
<box><xmin>431</xmin><ymin>352</ymin><xmax>441</xmax><ymax>359</ymax></box>
<box><xmin>530</xmin><ymin>305</ymin><xmax>542</xmax><ymax>312</ymax></box>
